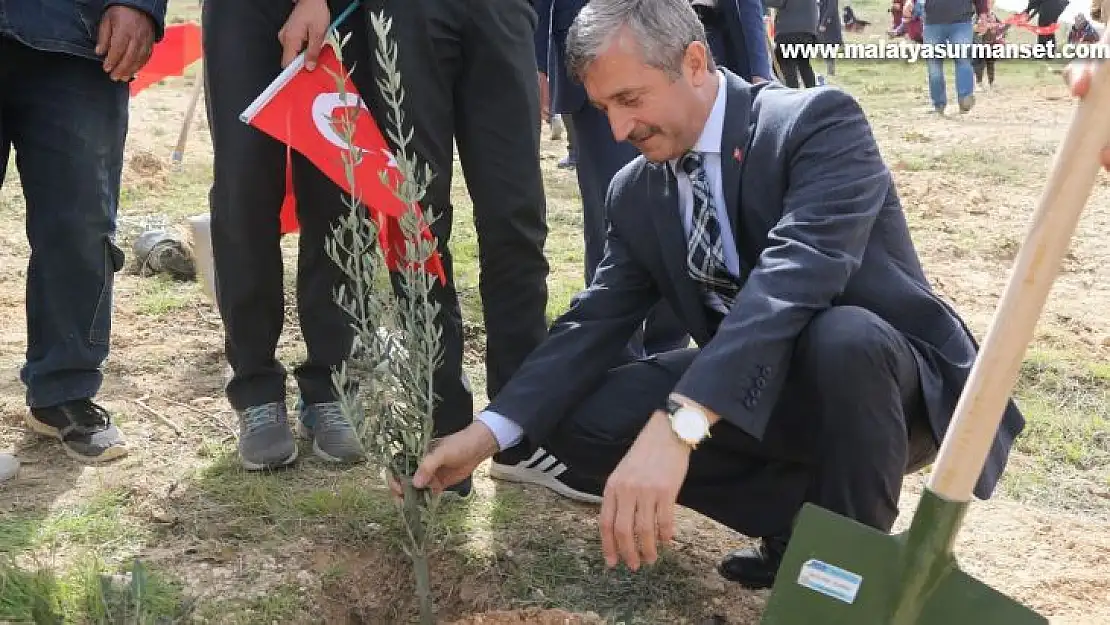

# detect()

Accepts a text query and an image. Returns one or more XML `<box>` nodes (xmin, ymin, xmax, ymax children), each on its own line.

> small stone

<box><xmin>0</xmin><ymin>454</ymin><xmax>18</xmax><ymax>484</ymax></box>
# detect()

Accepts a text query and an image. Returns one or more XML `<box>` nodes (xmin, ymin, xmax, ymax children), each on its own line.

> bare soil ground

<box><xmin>1</xmin><ymin>2</ymin><xmax>1108</xmax><ymax>623</ymax></box>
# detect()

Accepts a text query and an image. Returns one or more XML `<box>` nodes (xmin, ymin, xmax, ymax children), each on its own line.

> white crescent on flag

<box><xmin>311</xmin><ymin>91</ymin><xmax>370</xmax><ymax>154</ymax></box>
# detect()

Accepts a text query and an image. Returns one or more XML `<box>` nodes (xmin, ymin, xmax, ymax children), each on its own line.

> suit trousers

<box><xmin>543</xmin><ymin>305</ymin><xmax>939</xmax><ymax>539</ymax></box>
<box><xmin>358</xmin><ymin>0</ymin><xmax>551</xmax><ymax>436</ymax></box>
<box><xmin>570</xmin><ymin>103</ymin><xmax>690</xmax><ymax>357</ymax></box>
<box><xmin>202</xmin><ymin>0</ymin><xmax>358</xmax><ymax>410</ymax></box>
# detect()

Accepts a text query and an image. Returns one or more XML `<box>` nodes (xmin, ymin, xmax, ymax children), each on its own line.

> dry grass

<box><xmin>1</xmin><ymin>0</ymin><xmax>1109</xmax><ymax>623</ymax></box>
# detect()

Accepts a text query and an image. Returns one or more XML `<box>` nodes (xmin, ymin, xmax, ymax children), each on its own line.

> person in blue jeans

<box><xmin>922</xmin><ymin>0</ymin><xmax>988</xmax><ymax>114</ymax></box>
<box><xmin>0</xmin><ymin>0</ymin><xmax>167</xmax><ymax>463</ymax></box>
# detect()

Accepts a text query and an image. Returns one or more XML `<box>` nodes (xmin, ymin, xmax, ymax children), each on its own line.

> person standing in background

<box><xmin>768</xmin><ymin>0</ymin><xmax>819</xmax><ymax>88</ymax></box>
<box><xmin>357</xmin><ymin>0</ymin><xmax>572</xmax><ymax>500</ymax></box>
<box><xmin>817</xmin><ymin>0</ymin><xmax>843</xmax><ymax>78</ymax></box>
<box><xmin>202</xmin><ymin>0</ymin><xmax>367</xmax><ymax>471</ymax></box>
<box><xmin>693</xmin><ymin>0</ymin><xmax>776</xmax><ymax>82</ymax></box>
<box><xmin>922</xmin><ymin>0</ymin><xmax>988</xmax><ymax>114</ymax></box>
<box><xmin>534</xmin><ymin>0</ymin><xmax>692</xmax><ymax>367</ymax></box>
<box><xmin>2</xmin><ymin>0</ymin><xmax>167</xmax><ymax>463</ymax></box>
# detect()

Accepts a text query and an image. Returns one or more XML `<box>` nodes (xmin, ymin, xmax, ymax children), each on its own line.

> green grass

<box><xmin>133</xmin><ymin>274</ymin><xmax>197</xmax><ymax>316</ymax></box>
<box><xmin>999</xmin><ymin>349</ymin><xmax>1110</xmax><ymax>509</ymax></box>
<box><xmin>0</xmin><ymin>556</ymin><xmax>186</xmax><ymax>624</ymax></box>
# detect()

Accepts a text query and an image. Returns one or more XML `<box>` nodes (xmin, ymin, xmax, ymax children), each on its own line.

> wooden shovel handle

<box><xmin>927</xmin><ymin>60</ymin><xmax>1110</xmax><ymax>502</ymax></box>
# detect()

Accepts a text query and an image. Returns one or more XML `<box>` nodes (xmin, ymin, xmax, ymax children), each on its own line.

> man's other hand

<box><xmin>1064</xmin><ymin>36</ymin><xmax>1110</xmax><ymax>171</ymax></box>
<box><xmin>95</xmin><ymin>5</ymin><xmax>156</xmax><ymax>81</ymax></box>
<box><xmin>279</xmin><ymin>0</ymin><xmax>331</xmax><ymax>70</ymax></box>
<box><xmin>387</xmin><ymin>422</ymin><xmax>499</xmax><ymax>501</ymax></box>
<box><xmin>599</xmin><ymin>411</ymin><xmax>690</xmax><ymax>572</ymax></box>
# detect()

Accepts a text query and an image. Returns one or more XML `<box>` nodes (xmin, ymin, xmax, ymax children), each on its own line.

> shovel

<box><xmin>759</xmin><ymin>59</ymin><xmax>1110</xmax><ymax>625</ymax></box>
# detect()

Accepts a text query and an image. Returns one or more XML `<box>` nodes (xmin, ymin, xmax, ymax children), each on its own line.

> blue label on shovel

<box><xmin>796</xmin><ymin>559</ymin><xmax>863</xmax><ymax>604</ymax></box>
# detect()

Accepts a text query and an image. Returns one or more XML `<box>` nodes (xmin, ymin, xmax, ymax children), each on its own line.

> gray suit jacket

<box><xmin>487</xmin><ymin>69</ymin><xmax>1024</xmax><ymax>500</ymax></box>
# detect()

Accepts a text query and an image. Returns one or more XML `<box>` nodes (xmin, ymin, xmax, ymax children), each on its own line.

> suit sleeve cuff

<box><xmin>477</xmin><ymin>410</ymin><xmax>525</xmax><ymax>451</ymax></box>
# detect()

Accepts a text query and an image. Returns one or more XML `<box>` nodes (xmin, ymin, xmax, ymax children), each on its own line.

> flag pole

<box><xmin>172</xmin><ymin>64</ymin><xmax>206</xmax><ymax>166</ymax></box>
<box><xmin>239</xmin><ymin>0</ymin><xmax>363</xmax><ymax>124</ymax></box>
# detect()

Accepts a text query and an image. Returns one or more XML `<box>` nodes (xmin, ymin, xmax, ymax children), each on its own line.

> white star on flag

<box><xmin>381</xmin><ymin>148</ymin><xmax>399</xmax><ymax>169</ymax></box>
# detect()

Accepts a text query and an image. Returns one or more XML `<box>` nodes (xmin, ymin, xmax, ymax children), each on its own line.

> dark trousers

<box><xmin>570</xmin><ymin>103</ymin><xmax>690</xmax><ymax>358</ymax></box>
<box><xmin>543</xmin><ymin>306</ymin><xmax>939</xmax><ymax>539</ymax></box>
<box><xmin>562</xmin><ymin>114</ymin><xmax>577</xmax><ymax>162</ymax></box>
<box><xmin>972</xmin><ymin>57</ymin><xmax>995</xmax><ymax>85</ymax></box>
<box><xmin>359</xmin><ymin>0</ymin><xmax>551</xmax><ymax>436</ymax></box>
<box><xmin>774</xmin><ymin>32</ymin><xmax>818</xmax><ymax>89</ymax></box>
<box><xmin>0</xmin><ymin>37</ymin><xmax>128</xmax><ymax>408</ymax></box>
<box><xmin>202</xmin><ymin>0</ymin><xmax>359</xmax><ymax>410</ymax></box>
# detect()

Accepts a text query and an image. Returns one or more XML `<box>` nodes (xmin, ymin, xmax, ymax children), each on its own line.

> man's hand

<box><xmin>599</xmin><ymin>410</ymin><xmax>691</xmax><ymax>571</ymax></box>
<box><xmin>1063</xmin><ymin>34</ymin><xmax>1110</xmax><ymax>171</ymax></box>
<box><xmin>386</xmin><ymin>422</ymin><xmax>500</xmax><ymax>501</ymax></box>
<box><xmin>95</xmin><ymin>5</ymin><xmax>156</xmax><ymax>81</ymax></box>
<box><xmin>279</xmin><ymin>0</ymin><xmax>331</xmax><ymax>70</ymax></box>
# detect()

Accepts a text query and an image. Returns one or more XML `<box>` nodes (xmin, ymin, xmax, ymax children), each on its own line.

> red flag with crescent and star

<box><xmin>240</xmin><ymin>42</ymin><xmax>445</xmax><ymax>283</ymax></box>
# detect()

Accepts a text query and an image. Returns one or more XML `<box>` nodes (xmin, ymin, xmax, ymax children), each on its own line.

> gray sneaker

<box><xmin>297</xmin><ymin>402</ymin><xmax>364</xmax><ymax>464</ymax></box>
<box><xmin>0</xmin><ymin>453</ymin><xmax>18</xmax><ymax>484</ymax></box>
<box><xmin>236</xmin><ymin>402</ymin><xmax>298</xmax><ymax>470</ymax></box>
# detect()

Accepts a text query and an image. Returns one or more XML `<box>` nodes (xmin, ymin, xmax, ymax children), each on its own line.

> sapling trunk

<box><xmin>402</xmin><ymin>476</ymin><xmax>434</xmax><ymax>625</ymax></box>
<box><xmin>320</xmin><ymin>13</ymin><xmax>446</xmax><ymax>624</ymax></box>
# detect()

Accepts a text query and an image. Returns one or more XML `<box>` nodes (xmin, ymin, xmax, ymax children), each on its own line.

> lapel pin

<box><xmin>733</xmin><ymin>147</ymin><xmax>743</xmax><ymax>162</ymax></box>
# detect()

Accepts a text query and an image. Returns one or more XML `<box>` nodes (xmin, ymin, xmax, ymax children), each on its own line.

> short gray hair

<box><xmin>565</xmin><ymin>0</ymin><xmax>712</xmax><ymax>83</ymax></box>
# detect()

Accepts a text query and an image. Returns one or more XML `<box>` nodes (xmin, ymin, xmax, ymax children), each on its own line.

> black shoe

<box><xmin>489</xmin><ymin>446</ymin><xmax>602</xmax><ymax>504</ymax></box>
<box><xmin>445</xmin><ymin>476</ymin><xmax>473</xmax><ymax>499</ymax></box>
<box><xmin>717</xmin><ymin>534</ymin><xmax>789</xmax><ymax>590</ymax></box>
<box><xmin>25</xmin><ymin>399</ymin><xmax>128</xmax><ymax>463</ymax></box>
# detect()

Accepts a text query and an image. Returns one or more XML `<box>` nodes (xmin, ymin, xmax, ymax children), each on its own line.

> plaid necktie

<box><xmin>680</xmin><ymin>151</ymin><xmax>739</xmax><ymax>308</ymax></box>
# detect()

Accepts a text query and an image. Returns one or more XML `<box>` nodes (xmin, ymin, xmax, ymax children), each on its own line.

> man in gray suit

<box><xmin>397</xmin><ymin>0</ymin><xmax>1025</xmax><ymax>591</ymax></box>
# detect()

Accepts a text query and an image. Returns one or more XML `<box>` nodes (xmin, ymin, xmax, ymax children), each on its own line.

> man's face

<box><xmin>582</xmin><ymin>30</ymin><xmax>712</xmax><ymax>162</ymax></box>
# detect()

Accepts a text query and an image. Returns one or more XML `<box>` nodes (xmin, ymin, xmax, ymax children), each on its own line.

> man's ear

<box><xmin>684</xmin><ymin>41</ymin><xmax>712</xmax><ymax>82</ymax></box>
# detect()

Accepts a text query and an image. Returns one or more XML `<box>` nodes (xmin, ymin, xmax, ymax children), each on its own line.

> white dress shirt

<box><xmin>477</xmin><ymin>70</ymin><xmax>742</xmax><ymax>451</ymax></box>
<box><xmin>669</xmin><ymin>70</ymin><xmax>742</xmax><ymax>316</ymax></box>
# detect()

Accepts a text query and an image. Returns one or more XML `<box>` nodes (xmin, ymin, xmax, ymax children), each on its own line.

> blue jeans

<box><xmin>0</xmin><ymin>36</ymin><xmax>127</xmax><ymax>408</ymax></box>
<box><xmin>923</xmin><ymin>21</ymin><xmax>975</xmax><ymax>108</ymax></box>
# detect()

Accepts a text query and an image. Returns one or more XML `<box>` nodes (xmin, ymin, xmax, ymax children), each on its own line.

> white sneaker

<box><xmin>0</xmin><ymin>453</ymin><xmax>19</xmax><ymax>484</ymax></box>
<box><xmin>549</xmin><ymin>115</ymin><xmax>564</xmax><ymax>141</ymax></box>
<box><xmin>489</xmin><ymin>447</ymin><xmax>602</xmax><ymax>504</ymax></box>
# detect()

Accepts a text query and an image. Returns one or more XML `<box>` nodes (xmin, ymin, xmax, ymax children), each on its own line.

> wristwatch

<box><xmin>663</xmin><ymin>397</ymin><xmax>711</xmax><ymax>449</ymax></box>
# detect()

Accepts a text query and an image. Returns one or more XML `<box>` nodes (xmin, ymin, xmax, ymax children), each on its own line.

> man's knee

<box><xmin>797</xmin><ymin>306</ymin><xmax>901</xmax><ymax>370</ymax></box>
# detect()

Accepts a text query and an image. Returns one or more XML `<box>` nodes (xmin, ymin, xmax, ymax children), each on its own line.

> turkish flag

<box><xmin>241</xmin><ymin>42</ymin><xmax>445</xmax><ymax>284</ymax></box>
<box><xmin>129</xmin><ymin>22</ymin><xmax>204</xmax><ymax>96</ymax></box>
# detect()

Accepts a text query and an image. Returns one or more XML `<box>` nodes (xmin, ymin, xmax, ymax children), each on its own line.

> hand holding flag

<box><xmin>239</xmin><ymin>34</ymin><xmax>446</xmax><ymax>284</ymax></box>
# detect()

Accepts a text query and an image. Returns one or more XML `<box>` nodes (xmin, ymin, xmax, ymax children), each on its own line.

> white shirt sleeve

<box><xmin>476</xmin><ymin>409</ymin><xmax>525</xmax><ymax>451</ymax></box>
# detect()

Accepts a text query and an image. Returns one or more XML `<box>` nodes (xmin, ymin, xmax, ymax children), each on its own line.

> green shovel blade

<box><xmin>761</xmin><ymin>493</ymin><xmax>1047</xmax><ymax>625</ymax></box>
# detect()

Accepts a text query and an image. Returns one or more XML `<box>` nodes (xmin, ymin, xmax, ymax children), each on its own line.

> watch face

<box><xmin>673</xmin><ymin>408</ymin><xmax>707</xmax><ymax>441</ymax></box>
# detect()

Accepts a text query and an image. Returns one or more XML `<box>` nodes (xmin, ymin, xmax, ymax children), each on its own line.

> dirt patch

<box><xmin>446</xmin><ymin>608</ymin><xmax>606</xmax><ymax>625</ymax></box>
